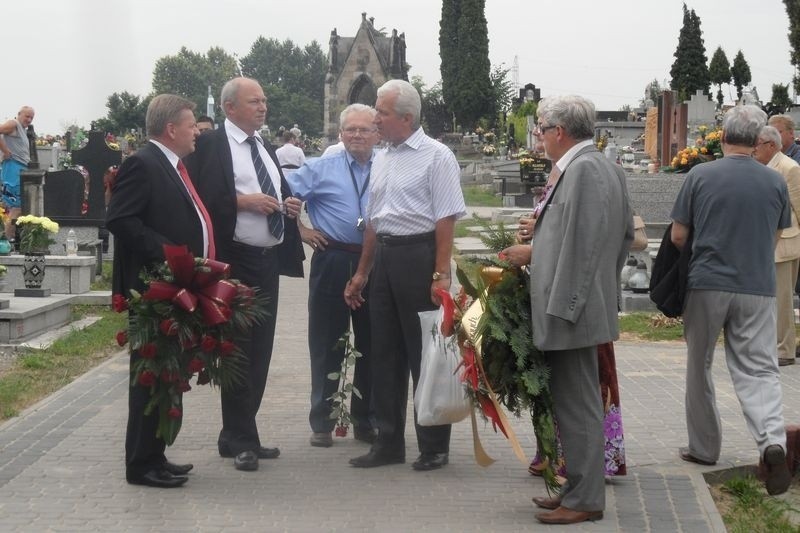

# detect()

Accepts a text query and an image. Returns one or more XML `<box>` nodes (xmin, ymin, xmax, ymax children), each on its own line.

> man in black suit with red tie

<box><xmin>185</xmin><ymin>77</ymin><xmax>304</xmax><ymax>472</ymax></box>
<box><xmin>107</xmin><ymin>94</ymin><xmax>215</xmax><ymax>488</ymax></box>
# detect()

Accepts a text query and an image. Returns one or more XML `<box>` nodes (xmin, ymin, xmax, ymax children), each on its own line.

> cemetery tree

<box><xmin>93</xmin><ymin>91</ymin><xmax>151</xmax><ymax>134</ymax></box>
<box><xmin>771</xmin><ymin>83</ymin><xmax>793</xmax><ymax>113</ymax></box>
<box><xmin>731</xmin><ymin>50</ymin><xmax>752</xmax><ymax>100</ymax></box>
<box><xmin>784</xmin><ymin>0</ymin><xmax>800</xmax><ymax>93</ymax></box>
<box><xmin>640</xmin><ymin>78</ymin><xmax>662</xmax><ymax>108</ymax></box>
<box><xmin>488</xmin><ymin>65</ymin><xmax>515</xmax><ymax>129</ymax></box>
<box><xmin>669</xmin><ymin>4</ymin><xmax>710</xmax><ymax>101</ymax></box>
<box><xmin>708</xmin><ymin>46</ymin><xmax>731</xmax><ymax>109</ymax></box>
<box><xmin>412</xmin><ymin>76</ymin><xmax>450</xmax><ymax>138</ymax></box>
<box><xmin>240</xmin><ymin>37</ymin><xmax>326</xmax><ymax>134</ymax></box>
<box><xmin>438</xmin><ymin>0</ymin><xmax>493</xmax><ymax>130</ymax></box>
<box><xmin>152</xmin><ymin>46</ymin><xmax>239</xmax><ymax>122</ymax></box>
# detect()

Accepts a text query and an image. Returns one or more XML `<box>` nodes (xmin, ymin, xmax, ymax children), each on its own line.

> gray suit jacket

<box><xmin>529</xmin><ymin>145</ymin><xmax>634</xmax><ymax>351</ymax></box>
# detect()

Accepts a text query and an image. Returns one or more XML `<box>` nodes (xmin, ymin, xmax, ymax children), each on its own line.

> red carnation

<box><xmin>112</xmin><ymin>294</ymin><xmax>128</xmax><ymax>313</ymax></box>
<box><xmin>335</xmin><ymin>425</ymin><xmax>348</xmax><ymax>437</ymax></box>
<box><xmin>159</xmin><ymin>318</ymin><xmax>178</xmax><ymax>336</ymax></box>
<box><xmin>140</xmin><ymin>343</ymin><xmax>157</xmax><ymax>359</ymax></box>
<box><xmin>116</xmin><ymin>330</ymin><xmax>128</xmax><ymax>346</ymax></box>
<box><xmin>219</xmin><ymin>340</ymin><xmax>236</xmax><ymax>356</ymax></box>
<box><xmin>200</xmin><ymin>335</ymin><xmax>217</xmax><ymax>353</ymax></box>
<box><xmin>138</xmin><ymin>370</ymin><xmax>156</xmax><ymax>387</ymax></box>
<box><xmin>167</xmin><ymin>407</ymin><xmax>182</xmax><ymax>419</ymax></box>
<box><xmin>237</xmin><ymin>284</ymin><xmax>255</xmax><ymax>298</ymax></box>
<box><xmin>176</xmin><ymin>380</ymin><xmax>192</xmax><ymax>393</ymax></box>
<box><xmin>187</xmin><ymin>357</ymin><xmax>205</xmax><ymax>374</ymax></box>
<box><xmin>160</xmin><ymin>369</ymin><xmax>179</xmax><ymax>383</ymax></box>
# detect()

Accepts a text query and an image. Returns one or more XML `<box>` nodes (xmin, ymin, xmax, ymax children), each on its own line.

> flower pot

<box><xmin>0</xmin><ymin>238</ymin><xmax>11</xmax><ymax>256</ymax></box>
<box><xmin>22</xmin><ymin>252</ymin><xmax>46</xmax><ymax>289</ymax></box>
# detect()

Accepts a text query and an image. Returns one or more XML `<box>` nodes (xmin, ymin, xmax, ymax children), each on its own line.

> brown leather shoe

<box><xmin>779</xmin><ymin>358</ymin><xmax>795</xmax><ymax>366</ymax></box>
<box><xmin>535</xmin><ymin>506</ymin><xmax>603</xmax><ymax>525</ymax></box>
<box><xmin>532</xmin><ymin>496</ymin><xmax>561</xmax><ymax>510</ymax></box>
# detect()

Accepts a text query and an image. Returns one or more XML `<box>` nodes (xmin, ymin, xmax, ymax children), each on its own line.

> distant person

<box><xmin>275</xmin><ymin>131</ymin><xmax>305</xmax><ymax>174</ymax></box>
<box><xmin>197</xmin><ymin>115</ymin><xmax>215</xmax><ymax>133</ymax></box>
<box><xmin>290</xmin><ymin>123</ymin><xmax>302</xmax><ymax>138</ymax></box>
<box><xmin>0</xmin><ymin>106</ymin><xmax>35</xmax><ymax>239</ymax></box>
<box><xmin>768</xmin><ymin>115</ymin><xmax>800</xmax><ymax>164</ymax></box>
<box><xmin>321</xmin><ymin>140</ymin><xmax>345</xmax><ymax>158</ymax></box>
<box><xmin>753</xmin><ymin>125</ymin><xmax>800</xmax><ymax>367</ymax></box>
<box><xmin>671</xmin><ymin>105</ymin><xmax>792</xmax><ymax>496</ymax></box>
<box><xmin>106</xmin><ymin>94</ymin><xmax>211</xmax><ymax>489</ymax></box>
<box><xmin>285</xmin><ymin>103</ymin><xmax>379</xmax><ymax>448</ymax></box>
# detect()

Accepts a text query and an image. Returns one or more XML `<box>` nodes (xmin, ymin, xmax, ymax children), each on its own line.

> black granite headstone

<box><xmin>43</xmin><ymin>170</ymin><xmax>87</xmax><ymax>219</ymax></box>
<box><xmin>58</xmin><ymin>130</ymin><xmax>121</xmax><ymax>225</ymax></box>
<box><xmin>520</xmin><ymin>156</ymin><xmax>550</xmax><ymax>186</ymax></box>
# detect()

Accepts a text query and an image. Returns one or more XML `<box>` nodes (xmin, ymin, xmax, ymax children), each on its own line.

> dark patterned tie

<box><xmin>245</xmin><ymin>136</ymin><xmax>284</xmax><ymax>239</ymax></box>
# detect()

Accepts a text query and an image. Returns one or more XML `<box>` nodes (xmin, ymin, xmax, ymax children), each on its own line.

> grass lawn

<box><xmin>462</xmin><ymin>185</ymin><xmax>502</xmax><ymax>207</ymax></box>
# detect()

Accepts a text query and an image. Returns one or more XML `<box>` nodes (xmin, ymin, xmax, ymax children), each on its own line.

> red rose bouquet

<box><xmin>114</xmin><ymin>244</ymin><xmax>267</xmax><ymax>445</ymax></box>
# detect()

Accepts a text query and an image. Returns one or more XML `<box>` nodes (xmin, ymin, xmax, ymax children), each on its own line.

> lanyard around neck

<box><xmin>347</xmin><ymin>158</ymin><xmax>370</xmax><ymax>217</ymax></box>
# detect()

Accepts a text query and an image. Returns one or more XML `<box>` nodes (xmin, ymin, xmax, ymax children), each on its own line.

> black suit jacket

<box><xmin>106</xmin><ymin>142</ymin><xmax>206</xmax><ymax>297</ymax></box>
<box><xmin>184</xmin><ymin>124</ymin><xmax>304</xmax><ymax>277</ymax></box>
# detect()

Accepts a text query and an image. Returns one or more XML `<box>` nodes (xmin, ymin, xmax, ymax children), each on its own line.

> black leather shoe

<box><xmin>162</xmin><ymin>461</ymin><xmax>193</xmax><ymax>476</ymax></box>
<box><xmin>127</xmin><ymin>468</ymin><xmax>188</xmax><ymax>488</ymax></box>
<box><xmin>354</xmin><ymin>428</ymin><xmax>377</xmax><ymax>444</ymax></box>
<box><xmin>349</xmin><ymin>449</ymin><xmax>405</xmax><ymax>468</ymax></box>
<box><xmin>220</xmin><ymin>445</ymin><xmax>279</xmax><ymax>459</ymax></box>
<box><xmin>255</xmin><ymin>446</ymin><xmax>280</xmax><ymax>459</ymax></box>
<box><xmin>234</xmin><ymin>451</ymin><xmax>259</xmax><ymax>471</ymax></box>
<box><xmin>412</xmin><ymin>453</ymin><xmax>449</xmax><ymax>471</ymax></box>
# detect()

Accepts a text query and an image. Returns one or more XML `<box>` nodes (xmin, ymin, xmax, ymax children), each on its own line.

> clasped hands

<box><xmin>239</xmin><ymin>193</ymin><xmax>301</xmax><ymax>218</ymax></box>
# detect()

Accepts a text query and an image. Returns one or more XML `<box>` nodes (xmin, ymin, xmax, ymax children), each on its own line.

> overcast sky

<box><xmin>7</xmin><ymin>0</ymin><xmax>794</xmax><ymax>134</ymax></box>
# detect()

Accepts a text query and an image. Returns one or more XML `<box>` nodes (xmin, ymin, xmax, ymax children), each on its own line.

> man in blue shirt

<box><xmin>286</xmin><ymin>104</ymin><xmax>378</xmax><ymax>448</ymax></box>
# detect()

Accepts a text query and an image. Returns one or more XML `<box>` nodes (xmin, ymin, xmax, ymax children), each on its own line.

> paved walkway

<box><xmin>2</xmin><ymin>248</ymin><xmax>800</xmax><ymax>532</ymax></box>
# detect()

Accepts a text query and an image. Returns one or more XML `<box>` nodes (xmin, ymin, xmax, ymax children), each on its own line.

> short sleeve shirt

<box><xmin>671</xmin><ymin>155</ymin><xmax>791</xmax><ymax>296</ymax></box>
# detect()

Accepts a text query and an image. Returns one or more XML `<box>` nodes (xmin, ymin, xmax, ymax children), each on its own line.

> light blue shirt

<box><xmin>286</xmin><ymin>150</ymin><xmax>372</xmax><ymax>244</ymax></box>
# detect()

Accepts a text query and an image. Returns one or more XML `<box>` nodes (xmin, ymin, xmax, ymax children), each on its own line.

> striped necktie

<box><xmin>245</xmin><ymin>136</ymin><xmax>284</xmax><ymax>239</ymax></box>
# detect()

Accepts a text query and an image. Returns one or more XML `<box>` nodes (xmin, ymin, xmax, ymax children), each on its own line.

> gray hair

<box><xmin>759</xmin><ymin>125</ymin><xmax>782</xmax><ymax>147</ymax></box>
<box><xmin>339</xmin><ymin>103</ymin><xmax>377</xmax><ymax>129</ymax></box>
<box><xmin>377</xmin><ymin>79</ymin><xmax>421</xmax><ymax>129</ymax></box>
<box><xmin>146</xmin><ymin>94</ymin><xmax>196</xmax><ymax>137</ymax></box>
<box><xmin>722</xmin><ymin>105</ymin><xmax>767</xmax><ymax>147</ymax></box>
<box><xmin>220</xmin><ymin>77</ymin><xmax>259</xmax><ymax>115</ymax></box>
<box><xmin>536</xmin><ymin>95</ymin><xmax>595</xmax><ymax>140</ymax></box>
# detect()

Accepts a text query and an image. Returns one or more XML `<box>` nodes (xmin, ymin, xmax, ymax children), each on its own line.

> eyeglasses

<box><xmin>534</xmin><ymin>124</ymin><xmax>559</xmax><ymax>136</ymax></box>
<box><xmin>755</xmin><ymin>141</ymin><xmax>773</xmax><ymax>147</ymax></box>
<box><xmin>342</xmin><ymin>127</ymin><xmax>377</xmax><ymax>135</ymax></box>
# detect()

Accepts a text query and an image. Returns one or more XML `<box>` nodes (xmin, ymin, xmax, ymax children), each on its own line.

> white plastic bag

<box><xmin>415</xmin><ymin>307</ymin><xmax>471</xmax><ymax>426</ymax></box>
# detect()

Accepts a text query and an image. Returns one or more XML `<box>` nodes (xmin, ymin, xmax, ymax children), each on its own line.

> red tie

<box><xmin>176</xmin><ymin>160</ymin><xmax>216</xmax><ymax>260</ymax></box>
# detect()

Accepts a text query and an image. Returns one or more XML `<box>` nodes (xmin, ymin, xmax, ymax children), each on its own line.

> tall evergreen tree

<box><xmin>708</xmin><ymin>46</ymin><xmax>731</xmax><ymax>109</ymax></box>
<box><xmin>731</xmin><ymin>50</ymin><xmax>752</xmax><ymax>101</ymax></box>
<box><xmin>771</xmin><ymin>83</ymin><xmax>793</xmax><ymax>112</ymax></box>
<box><xmin>669</xmin><ymin>4</ymin><xmax>710</xmax><ymax>101</ymax></box>
<box><xmin>784</xmin><ymin>0</ymin><xmax>800</xmax><ymax>94</ymax></box>
<box><xmin>438</xmin><ymin>0</ymin><xmax>492</xmax><ymax>131</ymax></box>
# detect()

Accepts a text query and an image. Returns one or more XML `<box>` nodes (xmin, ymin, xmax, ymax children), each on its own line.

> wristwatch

<box><xmin>432</xmin><ymin>271</ymin><xmax>450</xmax><ymax>281</ymax></box>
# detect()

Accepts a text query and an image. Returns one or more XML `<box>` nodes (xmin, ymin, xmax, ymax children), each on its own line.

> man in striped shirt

<box><xmin>344</xmin><ymin>79</ymin><xmax>466</xmax><ymax>471</ymax></box>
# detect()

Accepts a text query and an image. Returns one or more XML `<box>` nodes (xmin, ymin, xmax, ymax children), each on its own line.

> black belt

<box><xmin>229</xmin><ymin>240</ymin><xmax>277</xmax><ymax>256</ymax></box>
<box><xmin>376</xmin><ymin>231</ymin><xmax>435</xmax><ymax>247</ymax></box>
<box><xmin>324</xmin><ymin>238</ymin><xmax>362</xmax><ymax>254</ymax></box>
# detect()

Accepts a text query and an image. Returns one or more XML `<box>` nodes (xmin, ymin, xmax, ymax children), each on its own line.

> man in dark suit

<box><xmin>107</xmin><ymin>94</ymin><xmax>214</xmax><ymax>488</ymax></box>
<box><xmin>504</xmin><ymin>95</ymin><xmax>633</xmax><ymax>525</ymax></box>
<box><xmin>185</xmin><ymin>77</ymin><xmax>304</xmax><ymax>472</ymax></box>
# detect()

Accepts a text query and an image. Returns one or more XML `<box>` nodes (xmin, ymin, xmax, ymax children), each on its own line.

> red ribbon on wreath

<box><xmin>143</xmin><ymin>244</ymin><xmax>236</xmax><ymax>326</ymax></box>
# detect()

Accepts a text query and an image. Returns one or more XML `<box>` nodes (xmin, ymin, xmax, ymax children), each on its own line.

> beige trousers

<box><xmin>776</xmin><ymin>258</ymin><xmax>799</xmax><ymax>360</ymax></box>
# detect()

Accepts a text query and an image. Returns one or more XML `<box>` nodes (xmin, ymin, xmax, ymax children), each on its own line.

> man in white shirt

<box><xmin>275</xmin><ymin>131</ymin><xmax>306</xmax><ymax>174</ymax></box>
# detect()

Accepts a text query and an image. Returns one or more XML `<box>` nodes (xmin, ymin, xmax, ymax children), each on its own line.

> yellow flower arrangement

<box><xmin>16</xmin><ymin>215</ymin><xmax>59</xmax><ymax>253</ymax></box>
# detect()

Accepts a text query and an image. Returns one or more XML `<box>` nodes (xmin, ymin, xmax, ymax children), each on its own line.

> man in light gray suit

<box><xmin>504</xmin><ymin>95</ymin><xmax>633</xmax><ymax>525</ymax></box>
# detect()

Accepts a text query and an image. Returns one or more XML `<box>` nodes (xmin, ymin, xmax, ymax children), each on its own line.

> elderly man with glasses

<box><xmin>285</xmin><ymin>103</ymin><xmax>380</xmax><ymax>448</ymax></box>
<box><xmin>754</xmin><ymin>125</ymin><xmax>800</xmax><ymax>366</ymax></box>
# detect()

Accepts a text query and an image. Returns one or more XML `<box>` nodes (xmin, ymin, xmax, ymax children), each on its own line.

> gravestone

<box><xmin>60</xmin><ymin>130</ymin><xmax>121</xmax><ymax>226</ymax></box>
<box><xmin>686</xmin><ymin>90</ymin><xmax>716</xmax><ymax>127</ymax></box>
<box><xmin>658</xmin><ymin>91</ymin><xmax>688</xmax><ymax>168</ymax></box>
<box><xmin>43</xmin><ymin>170</ymin><xmax>86</xmax><ymax>219</ymax></box>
